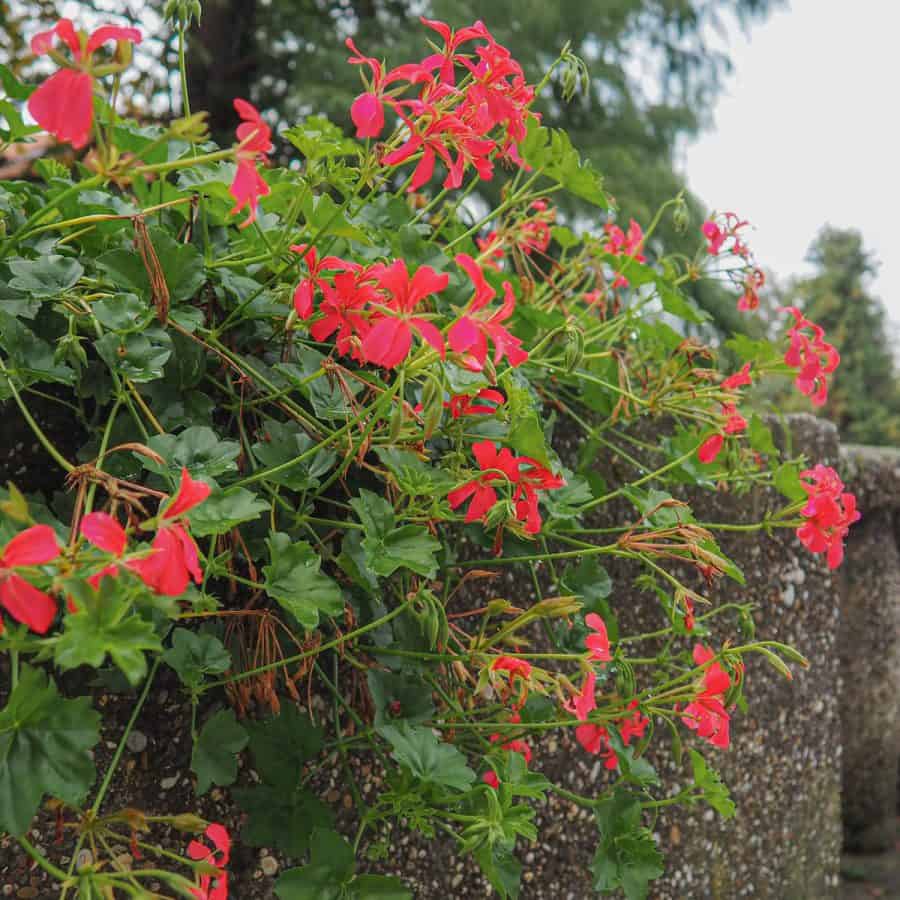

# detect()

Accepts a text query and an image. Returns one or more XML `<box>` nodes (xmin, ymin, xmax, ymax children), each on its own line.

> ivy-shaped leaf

<box><xmin>378</xmin><ymin>722</ymin><xmax>476</xmax><ymax>792</ymax></box>
<box><xmin>55</xmin><ymin>580</ymin><xmax>162</xmax><ymax>685</ymax></box>
<box><xmin>142</xmin><ymin>425</ymin><xmax>241</xmax><ymax>479</ymax></box>
<box><xmin>192</xmin><ymin>709</ymin><xmax>248</xmax><ymax>795</ymax></box>
<box><xmin>263</xmin><ymin>533</ymin><xmax>344</xmax><ymax>629</ymax></box>
<box><xmin>0</xmin><ymin>666</ymin><xmax>100</xmax><ymax>835</ymax></box>
<box><xmin>188</xmin><ymin>488</ymin><xmax>268</xmax><ymax>537</ymax></box>
<box><xmin>163</xmin><ymin>628</ymin><xmax>231</xmax><ymax>689</ymax></box>
<box><xmin>8</xmin><ymin>255</ymin><xmax>84</xmax><ymax>296</ymax></box>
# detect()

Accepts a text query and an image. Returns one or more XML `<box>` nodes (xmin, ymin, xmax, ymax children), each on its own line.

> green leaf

<box><xmin>378</xmin><ymin>722</ymin><xmax>476</xmax><ymax>792</ymax></box>
<box><xmin>263</xmin><ymin>533</ymin><xmax>344</xmax><ymax>629</ymax></box>
<box><xmin>350</xmin><ymin>489</ymin><xmax>395</xmax><ymax>536</ymax></box>
<box><xmin>367</xmin><ymin>670</ymin><xmax>435</xmax><ymax>727</ymax></box>
<box><xmin>244</xmin><ymin>705</ymin><xmax>324</xmax><ymax>791</ymax></box>
<box><xmin>233</xmin><ymin>782</ymin><xmax>334</xmax><ymax>858</ymax></box>
<box><xmin>774</xmin><ymin>461</ymin><xmax>807</xmax><ymax>502</ymax></box>
<box><xmin>251</xmin><ymin>419</ymin><xmax>337</xmax><ymax>489</ymax></box>
<box><xmin>283</xmin><ymin>116</ymin><xmax>361</xmax><ymax>161</ymax></box>
<box><xmin>91</xmin><ymin>293</ymin><xmax>152</xmax><ymax>333</ymax></box>
<box><xmin>502</xmin><ymin>373</ymin><xmax>551</xmax><ymax>466</ymax></box>
<box><xmin>192</xmin><ymin>709</ymin><xmax>248</xmax><ymax>795</ymax></box>
<box><xmin>689</xmin><ymin>750</ymin><xmax>736</xmax><ymax>819</ymax></box>
<box><xmin>95</xmin><ymin>329</ymin><xmax>172</xmax><ymax>383</ymax></box>
<box><xmin>55</xmin><ymin>581</ymin><xmax>162</xmax><ymax>685</ymax></box>
<box><xmin>748</xmin><ymin>414</ymin><xmax>778</xmax><ymax>456</ymax></box>
<box><xmin>658</xmin><ymin>283</ymin><xmax>708</xmax><ymax>324</ymax></box>
<box><xmin>163</xmin><ymin>628</ymin><xmax>231</xmax><ymax>689</ymax></box>
<box><xmin>8</xmin><ymin>255</ymin><xmax>83</xmax><ymax>296</ymax></box>
<box><xmin>350</xmin><ymin>875</ymin><xmax>413</xmax><ymax>899</ymax></box>
<box><xmin>592</xmin><ymin>791</ymin><xmax>664</xmax><ymax>900</ymax></box>
<box><xmin>0</xmin><ymin>666</ymin><xmax>100</xmax><ymax>835</ymax></box>
<box><xmin>143</xmin><ymin>426</ymin><xmax>241</xmax><ymax>479</ymax></box>
<box><xmin>0</xmin><ymin>63</ymin><xmax>34</xmax><ymax>101</ymax></box>
<box><xmin>363</xmin><ymin>524</ymin><xmax>440</xmax><ymax>578</ymax></box>
<box><xmin>473</xmin><ymin>842</ymin><xmax>522</xmax><ymax>900</ymax></box>
<box><xmin>187</xmin><ymin>488</ymin><xmax>268</xmax><ymax>537</ymax></box>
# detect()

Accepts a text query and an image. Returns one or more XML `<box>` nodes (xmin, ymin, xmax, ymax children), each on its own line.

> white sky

<box><xmin>683</xmin><ymin>0</ymin><xmax>900</xmax><ymax>322</ymax></box>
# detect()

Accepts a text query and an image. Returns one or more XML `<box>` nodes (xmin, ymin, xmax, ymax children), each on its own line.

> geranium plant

<box><xmin>0</xmin><ymin>7</ymin><xmax>857</xmax><ymax>899</ymax></box>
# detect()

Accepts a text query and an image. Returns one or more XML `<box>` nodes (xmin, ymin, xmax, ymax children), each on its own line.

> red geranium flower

<box><xmin>81</xmin><ymin>511</ymin><xmax>128</xmax><ymax>556</ymax></box>
<box><xmin>0</xmin><ymin>525</ymin><xmax>60</xmax><ymax>634</ymax></box>
<box><xmin>721</xmin><ymin>362</ymin><xmax>753</xmax><ymax>391</ymax></box>
<box><xmin>605</xmin><ymin>219</ymin><xmax>646</xmax><ymax>289</ymax></box>
<box><xmin>584</xmin><ymin>612</ymin><xmax>611</xmax><ymax>662</ymax></box>
<box><xmin>445</xmin><ymin>388</ymin><xmax>505</xmax><ymax>418</ymax></box>
<box><xmin>289</xmin><ymin>244</ymin><xmax>354</xmax><ymax>320</ymax></box>
<box><xmin>309</xmin><ymin>269</ymin><xmax>380</xmax><ymax>360</ymax></box>
<box><xmin>447</xmin><ymin>440</ymin><xmax>519</xmax><ymax>525</ymax></box>
<box><xmin>781</xmin><ymin>306</ymin><xmax>840</xmax><ymax>406</ymax></box>
<box><xmin>796</xmin><ymin>464</ymin><xmax>860</xmax><ymax>569</ymax></box>
<box><xmin>697</xmin><ymin>433</ymin><xmax>724</xmax><ymax>465</ymax></box>
<box><xmin>28</xmin><ymin>19</ymin><xmax>141</xmax><ymax>149</ymax></box>
<box><xmin>188</xmin><ymin>823</ymin><xmax>230</xmax><ymax>900</ymax></box>
<box><xmin>162</xmin><ymin>468</ymin><xmax>212</xmax><ymax>521</ymax></box>
<box><xmin>229</xmin><ymin>99</ymin><xmax>273</xmax><ymax>229</ymax></box>
<box><xmin>360</xmin><ymin>259</ymin><xmax>448</xmax><ymax>368</ymax></box>
<box><xmin>129</xmin><ymin>524</ymin><xmax>203</xmax><ymax>597</ymax></box>
<box><xmin>681</xmin><ymin>644</ymin><xmax>732</xmax><ymax>749</ymax></box>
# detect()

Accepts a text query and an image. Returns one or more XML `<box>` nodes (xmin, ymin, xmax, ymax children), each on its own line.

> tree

<box><xmin>777</xmin><ymin>227</ymin><xmax>900</xmax><ymax>445</ymax></box>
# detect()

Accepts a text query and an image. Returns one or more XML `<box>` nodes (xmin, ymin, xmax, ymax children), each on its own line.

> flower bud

<box><xmin>672</xmin><ymin>197</ymin><xmax>689</xmax><ymax>234</ymax></box>
<box><xmin>170</xmin><ymin>813</ymin><xmax>208</xmax><ymax>833</ymax></box>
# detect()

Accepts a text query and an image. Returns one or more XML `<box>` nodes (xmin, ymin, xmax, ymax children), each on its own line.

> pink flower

<box><xmin>584</xmin><ymin>612</ymin><xmax>611</xmax><ymax>662</ymax></box>
<box><xmin>721</xmin><ymin>363</ymin><xmax>752</xmax><ymax>391</ymax></box>
<box><xmin>129</xmin><ymin>524</ymin><xmax>203</xmax><ymax>597</ymax></box>
<box><xmin>188</xmin><ymin>823</ymin><xmax>230</xmax><ymax>900</ymax></box>
<box><xmin>360</xmin><ymin>260</ymin><xmax>448</xmax><ymax>368</ymax></box>
<box><xmin>229</xmin><ymin>99</ymin><xmax>273</xmax><ymax>229</ymax></box>
<box><xmin>781</xmin><ymin>306</ymin><xmax>840</xmax><ymax>406</ymax></box>
<box><xmin>81</xmin><ymin>512</ymin><xmax>127</xmax><ymax>556</ymax></box>
<box><xmin>697</xmin><ymin>433</ymin><xmax>724</xmax><ymax>465</ymax></box>
<box><xmin>448</xmin><ymin>440</ymin><xmax>519</xmax><ymax>525</ymax></box>
<box><xmin>796</xmin><ymin>464</ymin><xmax>860</xmax><ymax>569</ymax></box>
<box><xmin>445</xmin><ymin>388</ymin><xmax>505</xmax><ymax>418</ymax></box>
<box><xmin>703</xmin><ymin>212</ymin><xmax>751</xmax><ymax>258</ymax></box>
<box><xmin>162</xmin><ymin>468</ymin><xmax>212</xmax><ymax>521</ymax></box>
<box><xmin>721</xmin><ymin>403</ymin><xmax>747</xmax><ymax>435</ymax></box>
<box><xmin>702</xmin><ymin>220</ymin><xmax>727</xmax><ymax>255</ymax></box>
<box><xmin>0</xmin><ymin>525</ymin><xmax>60</xmax><ymax>634</ymax></box>
<box><xmin>448</xmin><ymin>256</ymin><xmax>528</xmax><ymax>370</ymax></box>
<box><xmin>27</xmin><ymin>19</ymin><xmax>142</xmax><ymax>149</ymax></box>
<box><xmin>681</xmin><ymin>644</ymin><xmax>731</xmax><ymax>749</ymax></box>
<box><xmin>604</xmin><ymin>219</ymin><xmax>646</xmax><ymax>289</ymax></box>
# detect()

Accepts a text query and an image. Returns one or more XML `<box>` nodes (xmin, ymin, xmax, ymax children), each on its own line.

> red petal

<box><xmin>31</xmin><ymin>19</ymin><xmax>81</xmax><ymax>57</ymax></box>
<box><xmin>410</xmin><ymin>318</ymin><xmax>445</xmax><ymax>358</ymax></box>
<box><xmin>350</xmin><ymin>93</ymin><xmax>384</xmax><ymax>139</ymax></box>
<box><xmin>0</xmin><ymin>574</ymin><xmax>57</xmax><ymax>634</ymax></box>
<box><xmin>85</xmin><ymin>25</ymin><xmax>142</xmax><ymax>55</ymax></box>
<box><xmin>448</xmin><ymin>316</ymin><xmax>478</xmax><ymax>354</ymax></box>
<box><xmin>81</xmin><ymin>512</ymin><xmax>127</xmax><ymax>556</ymax></box>
<box><xmin>2</xmin><ymin>525</ymin><xmax>60</xmax><ymax>567</ymax></box>
<box><xmin>293</xmin><ymin>280</ymin><xmax>315</xmax><ymax>318</ymax></box>
<box><xmin>697</xmin><ymin>433</ymin><xmax>724</xmax><ymax>464</ymax></box>
<box><xmin>28</xmin><ymin>69</ymin><xmax>94</xmax><ymax>148</ymax></box>
<box><xmin>162</xmin><ymin>469</ymin><xmax>211</xmax><ymax>520</ymax></box>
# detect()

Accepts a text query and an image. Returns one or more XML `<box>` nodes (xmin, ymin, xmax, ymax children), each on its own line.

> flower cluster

<box><xmin>702</xmin><ymin>212</ymin><xmax>750</xmax><ymax>258</ymax></box>
<box><xmin>448</xmin><ymin>440</ymin><xmax>565</xmax><ymax>537</ymax></box>
<box><xmin>797</xmin><ymin>464</ymin><xmax>860</xmax><ymax>569</ymax></box>
<box><xmin>681</xmin><ymin>644</ymin><xmax>732</xmax><ymax>748</ymax></box>
<box><xmin>604</xmin><ymin>218</ymin><xmax>646</xmax><ymax>289</ymax></box>
<box><xmin>27</xmin><ymin>19</ymin><xmax>142</xmax><ymax>149</ymax></box>
<box><xmin>347</xmin><ymin>18</ymin><xmax>536</xmax><ymax>191</ymax></box>
<box><xmin>564</xmin><ymin>672</ymin><xmax>648</xmax><ymax>766</ymax></box>
<box><xmin>188</xmin><ymin>823</ymin><xmax>230</xmax><ymax>900</ymax></box>
<box><xmin>477</xmin><ymin>199</ymin><xmax>555</xmax><ymax>269</ymax></box>
<box><xmin>782</xmin><ymin>306</ymin><xmax>840</xmax><ymax>406</ymax></box>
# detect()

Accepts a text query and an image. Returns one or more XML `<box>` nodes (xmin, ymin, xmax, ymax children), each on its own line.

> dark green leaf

<box><xmin>163</xmin><ymin>628</ymin><xmax>231</xmax><ymax>688</ymax></box>
<box><xmin>0</xmin><ymin>666</ymin><xmax>100</xmax><ymax>835</ymax></box>
<box><xmin>143</xmin><ymin>426</ymin><xmax>241</xmax><ymax>479</ymax></box>
<box><xmin>244</xmin><ymin>705</ymin><xmax>324</xmax><ymax>791</ymax></box>
<box><xmin>378</xmin><ymin>723</ymin><xmax>476</xmax><ymax>792</ymax></box>
<box><xmin>362</xmin><ymin>524</ymin><xmax>440</xmax><ymax>578</ymax></box>
<box><xmin>192</xmin><ymin>709</ymin><xmax>248</xmax><ymax>795</ymax></box>
<box><xmin>8</xmin><ymin>255</ymin><xmax>83</xmax><ymax>296</ymax></box>
<box><xmin>263</xmin><ymin>533</ymin><xmax>344</xmax><ymax>629</ymax></box>
<box><xmin>188</xmin><ymin>488</ymin><xmax>268</xmax><ymax>537</ymax></box>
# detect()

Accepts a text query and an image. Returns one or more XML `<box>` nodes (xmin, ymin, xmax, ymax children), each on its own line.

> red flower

<box><xmin>482</xmin><ymin>770</ymin><xmax>500</xmax><ymax>789</ymax></box>
<box><xmin>490</xmin><ymin>732</ymin><xmax>532</xmax><ymax>764</ymax></box>
<box><xmin>162</xmin><ymin>468</ymin><xmax>212</xmax><ymax>521</ymax></box>
<box><xmin>448</xmin><ymin>256</ymin><xmax>528</xmax><ymax>370</ymax></box>
<box><xmin>584</xmin><ymin>612</ymin><xmax>611</xmax><ymax>662</ymax></box>
<box><xmin>289</xmin><ymin>244</ymin><xmax>354</xmax><ymax>320</ymax></box>
<box><xmin>229</xmin><ymin>99</ymin><xmax>273</xmax><ymax>229</ymax></box>
<box><xmin>309</xmin><ymin>269</ymin><xmax>379</xmax><ymax>360</ymax></box>
<box><xmin>0</xmin><ymin>525</ymin><xmax>60</xmax><ymax>634</ymax></box>
<box><xmin>491</xmin><ymin>655</ymin><xmax>532</xmax><ymax>680</ymax></box>
<box><xmin>447</xmin><ymin>440</ymin><xmax>519</xmax><ymax>525</ymax></box>
<box><xmin>512</xmin><ymin>457</ymin><xmax>565</xmax><ymax>535</ymax></box>
<box><xmin>360</xmin><ymin>259</ymin><xmax>448</xmax><ymax>368</ymax></box>
<box><xmin>129</xmin><ymin>524</ymin><xmax>203</xmax><ymax>597</ymax></box>
<box><xmin>797</xmin><ymin>464</ymin><xmax>860</xmax><ymax>569</ymax></box>
<box><xmin>188</xmin><ymin>823</ymin><xmax>230</xmax><ymax>900</ymax></box>
<box><xmin>697</xmin><ymin>433</ymin><xmax>724</xmax><ymax>464</ymax></box>
<box><xmin>81</xmin><ymin>512</ymin><xmax>127</xmax><ymax>556</ymax></box>
<box><xmin>604</xmin><ymin>219</ymin><xmax>646</xmax><ymax>288</ymax></box>
<box><xmin>702</xmin><ymin>220</ymin><xmax>727</xmax><ymax>255</ymax></box>
<box><xmin>721</xmin><ymin>403</ymin><xmax>747</xmax><ymax>435</ymax></box>
<box><xmin>476</xmin><ymin>231</ymin><xmax>504</xmax><ymax>270</ymax></box>
<box><xmin>702</xmin><ymin>212</ymin><xmax>751</xmax><ymax>258</ymax></box>
<box><xmin>721</xmin><ymin>363</ymin><xmax>752</xmax><ymax>391</ymax></box>
<box><xmin>445</xmin><ymin>388</ymin><xmax>504</xmax><ymax>418</ymax></box>
<box><xmin>782</xmin><ymin>306</ymin><xmax>840</xmax><ymax>406</ymax></box>
<box><xmin>681</xmin><ymin>644</ymin><xmax>731</xmax><ymax>749</ymax></box>
<box><xmin>737</xmin><ymin>268</ymin><xmax>765</xmax><ymax>312</ymax></box>
<box><xmin>28</xmin><ymin>20</ymin><xmax>142</xmax><ymax>149</ymax></box>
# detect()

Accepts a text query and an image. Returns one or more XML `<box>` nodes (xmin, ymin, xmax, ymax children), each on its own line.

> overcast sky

<box><xmin>683</xmin><ymin>0</ymin><xmax>900</xmax><ymax>322</ymax></box>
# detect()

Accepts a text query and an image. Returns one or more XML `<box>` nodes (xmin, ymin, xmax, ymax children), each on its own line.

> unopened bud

<box><xmin>672</xmin><ymin>197</ymin><xmax>689</xmax><ymax>234</ymax></box>
<box><xmin>563</xmin><ymin>325</ymin><xmax>584</xmax><ymax>373</ymax></box>
<box><xmin>170</xmin><ymin>813</ymin><xmax>208</xmax><ymax>834</ymax></box>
